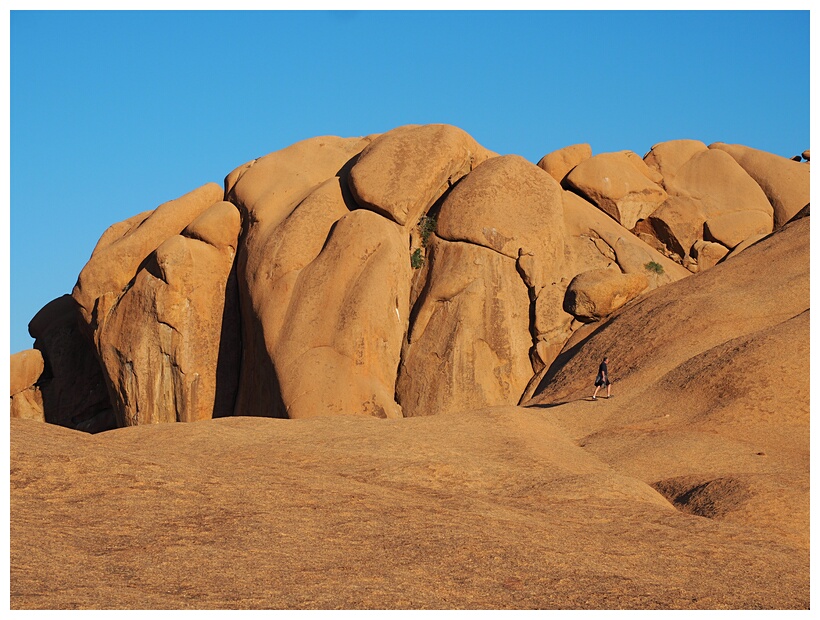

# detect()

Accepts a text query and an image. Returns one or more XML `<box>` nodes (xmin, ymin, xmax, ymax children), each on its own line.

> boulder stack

<box><xmin>15</xmin><ymin>124</ymin><xmax>808</xmax><ymax>429</ymax></box>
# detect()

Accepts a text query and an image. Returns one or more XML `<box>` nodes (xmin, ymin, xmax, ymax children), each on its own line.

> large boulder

<box><xmin>437</xmin><ymin>154</ymin><xmax>565</xmax><ymax>289</ymax></box>
<box><xmin>95</xmin><ymin>201</ymin><xmax>242</xmax><ymax>425</ymax></box>
<box><xmin>563</xmin><ymin>152</ymin><xmax>668</xmax><ymax>230</ymax></box>
<box><xmin>10</xmin><ymin>349</ymin><xmax>44</xmax><ymax>398</ymax></box>
<box><xmin>691</xmin><ymin>239</ymin><xmax>730</xmax><ymax>272</ymax></box>
<box><xmin>272</xmin><ymin>209</ymin><xmax>410</xmax><ymax>419</ymax></box>
<box><xmin>642</xmin><ymin>139</ymin><xmax>708</xmax><ymax>188</ymax></box>
<box><xmin>664</xmin><ymin>148</ymin><xmax>773</xmax><ymax>222</ymax></box>
<box><xmin>348</xmin><ymin>124</ymin><xmax>495</xmax><ymax>226</ymax></box>
<box><xmin>9</xmin><ymin>349</ymin><xmax>44</xmax><ymax>422</ymax></box>
<box><xmin>73</xmin><ymin>183</ymin><xmax>224</xmax><ymax>331</ymax></box>
<box><xmin>537</xmin><ymin>143</ymin><xmax>592</xmax><ymax>183</ymax></box>
<box><xmin>228</xmin><ymin>136</ymin><xmax>371</xmax><ymax>418</ymax></box>
<box><xmin>437</xmin><ymin>154</ymin><xmax>568</xmax><ymax>379</ymax></box>
<box><xmin>563</xmin><ymin>269</ymin><xmax>648</xmax><ymax>323</ymax></box>
<box><xmin>620</xmin><ymin>150</ymin><xmax>664</xmax><ymax>185</ymax></box>
<box><xmin>28</xmin><ymin>295</ymin><xmax>115</xmax><ymax>432</ymax></box>
<box><xmin>397</xmin><ymin>236</ymin><xmax>532</xmax><ymax>418</ymax></box>
<box><xmin>709</xmin><ymin>142</ymin><xmax>810</xmax><ymax>229</ymax></box>
<box><xmin>647</xmin><ymin>195</ymin><xmax>707</xmax><ymax>261</ymax></box>
<box><xmin>704</xmin><ymin>210</ymin><xmax>774</xmax><ymax>249</ymax></box>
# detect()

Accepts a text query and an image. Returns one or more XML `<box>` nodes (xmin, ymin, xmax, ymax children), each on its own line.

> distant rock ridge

<box><xmin>10</xmin><ymin>124</ymin><xmax>810</xmax><ymax>429</ymax></box>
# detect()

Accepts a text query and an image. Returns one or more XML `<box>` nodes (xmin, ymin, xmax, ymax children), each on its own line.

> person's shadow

<box><xmin>527</xmin><ymin>396</ymin><xmax>598</xmax><ymax>409</ymax></box>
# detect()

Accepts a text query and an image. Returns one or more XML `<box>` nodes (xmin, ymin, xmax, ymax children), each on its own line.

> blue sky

<box><xmin>7</xmin><ymin>9</ymin><xmax>811</xmax><ymax>354</ymax></box>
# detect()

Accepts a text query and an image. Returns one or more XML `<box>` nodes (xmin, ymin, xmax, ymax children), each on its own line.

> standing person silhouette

<box><xmin>592</xmin><ymin>356</ymin><xmax>611</xmax><ymax>400</ymax></box>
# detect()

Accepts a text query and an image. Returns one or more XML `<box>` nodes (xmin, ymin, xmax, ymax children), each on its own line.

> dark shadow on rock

<box><xmin>212</xmin><ymin>259</ymin><xmax>242</xmax><ymax>419</ymax></box>
<box><xmin>29</xmin><ymin>295</ymin><xmax>119</xmax><ymax>433</ymax></box>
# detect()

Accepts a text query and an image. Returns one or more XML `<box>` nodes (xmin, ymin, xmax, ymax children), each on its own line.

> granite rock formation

<box><xmin>12</xmin><ymin>124</ymin><xmax>808</xmax><ymax>429</ymax></box>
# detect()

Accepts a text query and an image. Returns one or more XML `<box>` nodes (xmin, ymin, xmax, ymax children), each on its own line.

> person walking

<box><xmin>592</xmin><ymin>356</ymin><xmax>612</xmax><ymax>400</ymax></box>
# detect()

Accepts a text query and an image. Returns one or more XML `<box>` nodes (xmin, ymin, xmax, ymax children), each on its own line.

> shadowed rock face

<box><xmin>17</xmin><ymin>124</ymin><xmax>808</xmax><ymax>429</ymax></box>
<box><xmin>25</xmin><ymin>295</ymin><xmax>115</xmax><ymax>432</ymax></box>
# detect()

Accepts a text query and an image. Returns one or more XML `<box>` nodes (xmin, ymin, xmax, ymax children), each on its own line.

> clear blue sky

<box><xmin>8</xmin><ymin>10</ymin><xmax>810</xmax><ymax>354</ymax></box>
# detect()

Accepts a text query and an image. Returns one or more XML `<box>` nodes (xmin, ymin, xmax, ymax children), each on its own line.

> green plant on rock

<box><xmin>411</xmin><ymin>248</ymin><xmax>425</xmax><ymax>270</ymax></box>
<box><xmin>418</xmin><ymin>214</ymin><xmax>437</xmax><ymax>247</ymax></box>
<box><xmin>644</xmin><ymin>260</ymin><xmax>665</xmax><ymax>275</ymax></box>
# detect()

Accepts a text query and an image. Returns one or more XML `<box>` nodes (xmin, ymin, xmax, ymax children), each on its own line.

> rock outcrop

<box><xmin>273</xmin><ymin>209</ymin><xmax>410</xmax><ymax>419</ymax></box>
<box><xmin>14</xmin><ymin>124</ymin><xmax>808</xmax><ymax>430</ymax></box>
<box><xmin>94</xmin><ymin>201</ymin><xmax>242</xmax><ymax>425</ymax></box>
<box><xmin>397</xmin><ymin>236</ymin><xmax>532</xmax><ymax>417</ymax></box>
<box><xmin>348</xmin><ymin>124</ymin><xmax>495</xmax><ymax>226</ymax></box>
<box><xmin>227</xmin><ymin>135</ymin><xmax>372</xmax><ymax>419</ymax></box>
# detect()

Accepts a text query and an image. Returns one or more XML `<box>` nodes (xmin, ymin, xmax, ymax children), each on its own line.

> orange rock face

<box><xmin>14</xmin><ymin>124</ymin><xmax>807</xmax><ymax>431</ymax></box>
<box><xmin>564</xmin><ymin>151</ymin><xmax>668</xmax><ymax>230</ymax></box>
<box><xmin>537</xmin><ymin>143</ymin><xmax>592</xmax><ymax>182</ymax></box>
<box><xmin>348</xmin><ymin>124</ymin><xmax>496</xmax><ymax>226</ymax></box>
<box><xmin>709</xmin><ymin>142</ymin><xmax>810</xmax><ymax>228</ymax></box>
<box><xmin>10</xmin><ymin>124</ymin><xmax>810</xmax><ymax>609</ymax></box>
<box><xmin>9</xmin><ymin>349</ymin><xmax>44</xmax><ymax>421</ymax></box>
<box><xmin>95</xmin><ymin>201</ymin><xmax>242</xmax><ymax>425</ymax></box>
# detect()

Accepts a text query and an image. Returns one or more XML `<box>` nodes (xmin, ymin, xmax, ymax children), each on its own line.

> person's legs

<box><xmin>606</xmin><ymin>382</ymin><xmax>612</xmax><ymax>398</ymax></box>
<box><xmin>592</xmin><ymin>385</ymin><xmax>600</xmax><ymax>399</ymax></box>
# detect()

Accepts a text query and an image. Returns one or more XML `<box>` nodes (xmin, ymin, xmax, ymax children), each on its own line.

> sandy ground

<box><xmin>10</xmin><ymin>404</ymin><xmax>808</xmax><ymax>609</ymax></box>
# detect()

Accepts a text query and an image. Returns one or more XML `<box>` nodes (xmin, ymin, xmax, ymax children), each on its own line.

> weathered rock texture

<box><xmin>227</xmin><ymin>135</ymin><xmax>372</xmax><ymax>419</ymax></box>
<box><xmin>563</xmin><ymin>269</ymin><xmax>648</xmax><ymax>323</ymax></box>
<box><xmin>273</xmin><ymin>209</ymin><xmax>410</xmax><ymax>419</ymax></box>
<box><xmin>10</xmin><ymin>124</ymin><xmax>810</xmax><ymax>610</ymax></box>
<box><xmin>15</xmin><ymin>124</ymin><xmax>807</xmax><ymax>432</ymax></box>
<box><xmin>73</xmin><ymin>183</ymin><xmax>224</xmax><ymax>330</ymax></box>
<box><xmin>95</xmin><ymin>201</ymin><xmax>242</xmax><ymax>425</ymax></box>
<box><xmin>525</xmin><ymin>217</ymin><xmax>809</xmax><ymax>560</ymax></box>
<box><xmin>397</xmin><ymin>236</ymin><xmax>532</xmax><ymax>418</ymax></box>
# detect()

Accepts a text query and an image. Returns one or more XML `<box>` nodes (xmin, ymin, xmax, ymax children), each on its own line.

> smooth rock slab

<box><xmin>437</xmin><ymin>154</ymin><xmax>565</xmax><ymax>291</ymax></box>
<box><xmin>273</xmin><ymin>209</ymin><xmax>410</xmax><ymax>419</ymax></box>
